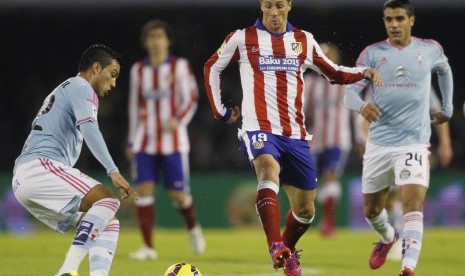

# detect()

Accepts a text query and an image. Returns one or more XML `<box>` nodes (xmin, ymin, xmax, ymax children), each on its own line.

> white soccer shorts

<box><xmin>12</xmin><ymin>158</ymin><xmax>100</xmax><ymax>234</ymax></box>
<box><xmin>362</xmin><ymin>142</ymin><xmax>430</xmax><ymax>194</ymax></box>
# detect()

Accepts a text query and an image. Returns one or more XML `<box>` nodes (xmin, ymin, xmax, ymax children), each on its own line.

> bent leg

<box><xmin>58</xmin><ymin>184</ymin><xmax>120</xmax><ymax>275</ymax></box>
<box><xmin>282</xmin><ymin>185</ymin><xmax>316</xmax><ymax>251</ymax></box>
<box><xmin>364</xmin><ymin>187</ymin><xmax>396</xmax><ymax>243</ymax></box>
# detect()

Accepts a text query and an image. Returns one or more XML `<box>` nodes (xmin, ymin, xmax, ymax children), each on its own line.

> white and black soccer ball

<box><xmin>163</xmin><ymin>263</ymin><xmax>202</xmax><ymax>276</ymax></box>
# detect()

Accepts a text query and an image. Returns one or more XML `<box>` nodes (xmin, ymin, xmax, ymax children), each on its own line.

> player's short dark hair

<box><xmin>78</xmin><ymin>44</ymin><xmax>123</xmax><ymax>71</ymax></box>
<box><xmin>383</xmin><ymin>0</ymin><xmax>415</xmax><ymax>17</ymax></box>
<box><xmin>140</xmin><ymin>19</ymin><xmax>174</xmax><ymax>47</ymax></box>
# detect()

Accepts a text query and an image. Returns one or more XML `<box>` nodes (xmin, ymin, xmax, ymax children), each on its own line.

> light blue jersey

<box><xmin>345</xmin><ymin>37</ymin><xmax>453</xmax><ymax>146</ymax></box>
<box><xmin>15</xmin><ymin>76</ymin><xmax>117</xmax><ymax>174</ymax></box>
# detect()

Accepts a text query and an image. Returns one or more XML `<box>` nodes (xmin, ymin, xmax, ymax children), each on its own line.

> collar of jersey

<box><xmin>254</xmin><ymin>19</ymin><xmax>294</xmax><ymax>37</ymax></box>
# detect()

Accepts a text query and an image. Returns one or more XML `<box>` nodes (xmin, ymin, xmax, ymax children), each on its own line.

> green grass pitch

<box><xmin>0</xmin><ymin>228</ymin><xmax>464</xmax><ymax>275</ymax></box>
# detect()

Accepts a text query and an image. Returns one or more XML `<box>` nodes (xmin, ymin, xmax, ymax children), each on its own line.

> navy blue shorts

<box><xmin>133</xmin><ymin>152</ymin><xmax>189</xmax><ymax>191</ymax></box>
<box><xmin>313</xmin><ymin>148</ymin><xmax>349</xmax><ymax>176</ymax></box>
<box><xmin>240</xmin><ymin>130</ymin><xmax>317</xmax><ymax>191</ymax></box>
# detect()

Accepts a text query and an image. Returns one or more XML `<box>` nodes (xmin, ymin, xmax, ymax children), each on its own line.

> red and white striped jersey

<box><xmin>128</xmin><ymin>55</ymin><xmax>198</xmax><ymax>154</ymax></box>
<box><xmin>204</xmin><ymin>20</ymin><xmax>367</xmax><ymax>140</ymax></box>
<box><xmin>304</xmin><ymin>73</ymin><xmax>352</xmax><ymax>152</ymax></box>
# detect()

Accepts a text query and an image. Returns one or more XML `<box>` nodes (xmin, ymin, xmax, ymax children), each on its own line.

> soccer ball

<box><xmin>163</xmin><ymin>263</ymin><xmax>202</xmax><ymax>276</ymax></box>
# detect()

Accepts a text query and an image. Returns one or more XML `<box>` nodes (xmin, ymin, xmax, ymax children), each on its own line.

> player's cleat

<box><xmin>269</xmin><ymin>242</ymin><xmax>292</xmax><ymax>269</ymax></box>
<box><xmin>190</xmin><ymin>225</ymin><xmax>206</xmax><ymax>254</ymax></box>
<box><xmin>60</xmin><ymin>271</ymin><xmax>79</xmax><ymax>276</ymax></box>
<box><xmin>398</xmin><ymin>267</ymin><xmax>414</xmax><ymax>276</ymax></box>
<box><xmin>369</xmin><ymin>231</ymin><xmax>399</xmax><ymax>269</ymax></box>
<box><xmin>283</xmin><ymin>250</ymin><xmax>302</xmax><ymax>276</ymax></box>
<box><xmin>387</xmin><ymin>239</ymin><xmax>403</xmax><ymax>261</ymax></box>
<box><xmin>129</xmin><ymin>245</ymin><xmax>158</xmax><ymax>261</ymax></box>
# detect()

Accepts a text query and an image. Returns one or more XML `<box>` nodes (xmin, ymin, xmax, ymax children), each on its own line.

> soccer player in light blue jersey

<box><xmin>12</xmin><ymin>44</ymin><xmax>136</xmax><ymax>276</ymax></box>
<box><xmin>344</xmin><ymin>1</ymin><xmax>453</xmax><ymax>275</ymax></box>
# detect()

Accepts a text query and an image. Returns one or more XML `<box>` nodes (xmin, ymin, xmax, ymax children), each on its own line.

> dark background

<box><xmin>1</xmin><ymin>4</ymin><xmax>464</xmax><ymax>174</ymax></box>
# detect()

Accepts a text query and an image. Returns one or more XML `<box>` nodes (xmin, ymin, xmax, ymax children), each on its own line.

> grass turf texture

<box><xmin>0</xmin><ymin>228</ymin><xmax>464</xmax><ymax>276</ymax></box>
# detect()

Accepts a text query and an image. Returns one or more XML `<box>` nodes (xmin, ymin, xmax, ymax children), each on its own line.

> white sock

<box><xmin>402</xmin><ymin>211</ymin><xmax>423</xmax><ymax>271</ymax></box>
<box><xmin>89</xmin><ymin>220</ymin><xmax>120</xmax><ymax>276</ymax></box>
<box><xmin>317</xmin><ymin>181</ymin><xmax>341</xmax><ymax>203</ymax></box>
<box><xmin>57</xmin><ymin>198</ymin><xmax>120</xmax><ymax>275</ymax></box>
<box><xmin>365</xmin><ymin>209</ymin><xmax>395</xmax><ymax>243</ymax></box>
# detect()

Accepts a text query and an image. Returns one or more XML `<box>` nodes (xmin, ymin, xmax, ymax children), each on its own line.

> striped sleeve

<box><xmin>204</xmin><ymin>30</ymin><xmax>241</xmax><ymax>121</ymax></box>
<box><xmin>177</xmin><ymin>59</ymin><xmax>198</xmax><ymax>125</ymax></box>
<box><xmin>127</xmin><ymin>62</ymin><xmax>141</xmax><ymax>146</ymax></box>
<box><xmin>307</xmin><ymin>36</ymin><xmax>366</xmax><ymax>85</ymax></box>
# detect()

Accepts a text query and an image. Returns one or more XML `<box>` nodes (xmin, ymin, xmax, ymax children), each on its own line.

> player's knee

<box><xmin>363</xmin><ymin>205</ymin><xmax>383</xmax><ymax>219</ymax></box>
<box><xmin>402</xmin><ymin>200</ymin><xmax>423</xmax><ymax>213</ymax></box>
<box><xmin>94</xmin><ymin>197</ymin><xmax>121</xmax><ymax>212</ymax></box>
<box><xmin>294</xmin><ymin>205</ymin><xmax>315</xmax><ymax>219</ymax></box>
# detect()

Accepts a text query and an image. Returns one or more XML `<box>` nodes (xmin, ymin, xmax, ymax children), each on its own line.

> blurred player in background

<box><xmin>356</xmin><ymin>88</ymin><xmax>453</xmax><ymax>261</ymax></box>
<box><xmin>126</xmin><ymin>19</ymin><xmax>204</xmax><ymax>260</ymax></box>
<box><xmin>204</xmin><ymin>0</ymin><xmax>382</xmax><ymax>275</ymax></box>
<box><xmin>303</xmin><ymin>43</ymin><xmax>354</xmax><ymax>237</ymax></box>
<box><xmin>344</xmin><ymin>1</ymin><xmax>454</xmax><ymax>275</ymax></box>
<box><xmin>12</xmin><ymin>44</ymin><xmax>136</xmax><ymax>276</ymax></box>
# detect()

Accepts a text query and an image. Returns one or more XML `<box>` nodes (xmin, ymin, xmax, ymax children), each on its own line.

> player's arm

<box><xmin>127</xmin><ymin>63</ymin><xmax>140</xmax><ymax>159</ymax></box>
<box><xmin>308</xmin><ymin>39</ymin><xmax>382</xmax><ymax>86</ymax></box>
<box><xmin>431</xmin><ymin>42</ymin><xmax>454</xmax><ymax>124</ymax></box>
<box><xmin>177</xmin><ymin>61</ymin><xmax>199</xmax><ymax>126</ymax></box>
<box><xmin>343</xmin><ymin>49</ymin><xmax>381</xmax><ymax>123</ymax></box>
<box><xmin>430</xmin><ymin>88</ymin><xmax>453</xmax><ymax>167</ymax></box>
<box><xmin>80</xmin><ymin>121</ymin><xmax>119</xmax><ymax>175</ymax></box>
<box><xmin>204</xmin><ymin>30</ymin><xmax>241</xmax><ymax>124</ymax></box>
<box><xmin>80</xmin><ymin>122</ymin><xmax>136</xmax><ymax>199</ymax></box>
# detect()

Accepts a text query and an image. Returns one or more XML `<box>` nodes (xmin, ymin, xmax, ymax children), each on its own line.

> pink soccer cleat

<box><xmin>398</xmin><ymin>267</ymin><xmax>414</xmax><ymax>276</ymax></box>
<box><xmin>369</xmin><ymin>231</ymin><xmax>399</xmax><ymax>269</ymax></box>
<box><xmin>283</xmin><ymin>250</ymin><xmax>302</xmax><ymax>276</ymax></box>
<box><xmin>269</xmin><ymin>242</ymin><xmax>291</xmax><ymax>269</ymax></box>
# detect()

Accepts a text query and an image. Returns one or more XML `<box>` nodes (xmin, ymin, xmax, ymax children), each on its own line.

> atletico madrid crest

<box><xmin>291</xmin><ymin>42</ymin><xmax>302</xmax><ymax>55</ymax></box>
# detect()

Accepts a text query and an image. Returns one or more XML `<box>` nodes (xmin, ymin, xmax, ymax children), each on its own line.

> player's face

<box><xmin>145</xmin><ymin>28</ymin><xmax>170</xmax><ymax>57</ymax></box>
<box><xmin>94</xmin><ymin>60</ymin><xmax>120</xmax><ymax>97</ymax></box>
<box><xmin>383</xmin><ymin>7</ymin><xmax>415</xmax><ymax>46</ymax></box>
<box><xmin>260</xmin><ymin>0</ymin><xmax>292</xmax><ymax>33</ymax></box>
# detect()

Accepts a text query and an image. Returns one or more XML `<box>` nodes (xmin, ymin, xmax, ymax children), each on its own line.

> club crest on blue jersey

<box><xmin>253</xmin><ymin>140</ymin><xmax>265</xmax><ymax>150</ymax></box>
<box><xmin>258</xmin><ymin>55</ymin><xmax>300</xmax><ymax>72</ymax></box>
<box><xmin>290</xmin><ymin>42</ymin><xmax>302</xmax><ymax>55</ymax></box>
<box><xmin>416</xmin><ymin>53</ymin><xmax>423</xmax><ymax>65</ymax></box>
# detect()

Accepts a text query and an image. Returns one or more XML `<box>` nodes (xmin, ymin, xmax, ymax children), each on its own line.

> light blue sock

<box><xmin>402</xmin><ymin>211</ymin><xmax>423</xmax><ymax>271</ymax></box>
<box><xmin>89</xmin><ymin>220</ymin><xmax>120</xmax><ymax>276</ymax></box>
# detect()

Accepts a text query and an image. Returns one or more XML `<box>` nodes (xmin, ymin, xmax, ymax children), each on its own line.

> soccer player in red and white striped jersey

<box><xmin>127</xmin><ymin>20</ymin><xmax>204</xmax><ymax>260</ymax></box>
<box><xmin>303</xmin><ymin>43</ymin><xmax>353</xmax><ymax>237</ymax></box>
<box><xmin>204</xmin><ymin>1</ymin><xmax>382</xmax><ymax>275</ymax></box>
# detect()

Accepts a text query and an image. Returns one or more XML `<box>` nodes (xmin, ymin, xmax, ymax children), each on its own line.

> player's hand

<box><xmin>364</xmin><ymin>68</ymin><xmax>383</xmax><ymax>86</ymax></box>
<box><xmin>163</xmin><ymin>118</ymin><xmax>179</xmax><ymax>132</ymax></box>
<box><xmin>430</xmin><ymin>111</ymin><xmax>450</xmax><ymax>125</ymax></box>
<box><xmin>437</xmin><ymin>142</ymin><xmax>453</xmax><ymax>168</ymax></box>
<box><xmin>110</xmin><ymin>172</ymin><xmax>138</xmax><ymax>200</ymax></box>
<box><xmin>226</xmin><ymin>106</ymin><xmax>241</xmax><ymax>125</ymax></box>
<box><xmin>361</xmin><ymin>102</ymin><xmax>381</xmax><ymax>123</ymax></box>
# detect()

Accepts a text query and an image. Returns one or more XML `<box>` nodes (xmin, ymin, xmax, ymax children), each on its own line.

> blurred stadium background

<box><xmin>1</xmin><ymin>0</ymin><xmax>465</xmax><ymax>274</ymax></box>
